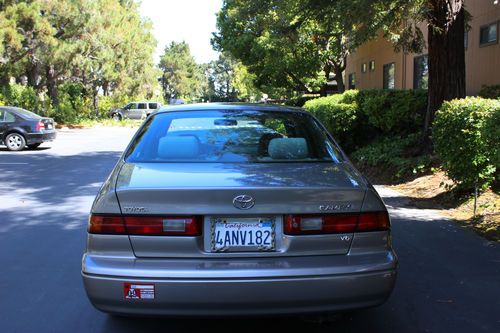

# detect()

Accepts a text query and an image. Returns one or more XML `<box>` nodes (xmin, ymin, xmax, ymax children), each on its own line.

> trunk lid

<box><xmin>115</xmin><ymin>162</ymin><xmax>367</xmax><ymax>258</ymax></box>
<box><xmin>40</xmin><ymin>117</ymin><xmax>54</xmax><ymax>131</ymax></box>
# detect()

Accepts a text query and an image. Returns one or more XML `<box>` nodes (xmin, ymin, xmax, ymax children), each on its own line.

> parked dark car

<box><xmin>0</xmin><ymin>106</ymin><xmax>56</xmax><ymax>151</ymax></box>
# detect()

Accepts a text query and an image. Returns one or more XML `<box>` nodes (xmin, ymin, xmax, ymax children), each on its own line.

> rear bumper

<box><xmin>82</xmin><ymin>252</ymin><xmax>397</xmax><ymax>316</ymax></box>
<box><xmin>26</xmin><ymin>131</ymin><xmax>56</xmax><ymax>144</ymax></box>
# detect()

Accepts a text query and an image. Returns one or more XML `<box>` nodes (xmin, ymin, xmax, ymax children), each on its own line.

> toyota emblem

<box><xmin>232</xmin><ymin>195</ymin><xmax>255</xmax><ymax>210</ymax></box>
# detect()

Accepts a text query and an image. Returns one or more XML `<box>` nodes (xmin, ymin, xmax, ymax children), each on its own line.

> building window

<box><xmin>361</xmin><ymin>63</ymin><xmax>367</xmax><ymax>73</ymax></box>
<box><xmin>480</xmin><ymin>21</ymin><xmax>498</xmax><ymax>46</ymax></box>
<box><xmin>383</xmin><ymin>63</ymin><xmax>395</xmax><ymax>89</ymax></box>
<box><xmin>348</xmin><ymin>73</ymin><xmax>356</xmax><ymax>89</ymax></box>
<box><xmin>369</xmin><ymin>60</ymin><xmax>375</xmax><ymax>72</ymax></box>
<box><xmin>413</xmin><ymin>55</ymin><xmax>428</xmax><ymax>89</ymax></box>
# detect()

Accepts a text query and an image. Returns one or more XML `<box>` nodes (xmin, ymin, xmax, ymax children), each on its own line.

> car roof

<box><xmin>0</xmin><ymin>106</ymin><xmax>42</xmax><ymax>118</ymax></box>
<box><xmin>156</xmin><ymin>102</ymin><xmax>306</xmax><ymax>114</ymax></box>
<box><xmin>0</xmin><ymin>106</ymin><xmax>23</xmax><ymax>112</ymax></box>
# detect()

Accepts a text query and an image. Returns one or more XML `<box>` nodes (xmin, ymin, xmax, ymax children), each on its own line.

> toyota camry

<box><xmin>82</xmin><ymin>103</ymin><xmax>397</xmax><ymax>316</ymax></box>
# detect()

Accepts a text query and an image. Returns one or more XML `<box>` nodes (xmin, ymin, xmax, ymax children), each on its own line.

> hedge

<box><xmin>479</xmin><ymin>84</ymin><xmax>500</xmax><ymax>99</ymax></box>
<box><xmin>0</xmin><ymin>83</ymin><xmax>41</xmax><ymax>113</ymax></box>
<box><xmin>350</xmin><ymin>134</ymin><xmax>431</xmax><ymax>178</ymax></box>
<box><xmin>303</xmin><ymin>89</ymin><xmax>427</xmax><ymax>152</ymax></box>
<box><xmin>433</xmin><ymin>97</ymin><xmax>500</xmax><ymax>190</ymax></box>
<box><xmin>0</xmin><ymin>82</ymin><xmax>146</xmax><ymax>123</ymax></box>
<box><xmin>304</xmin><ymin>95</ymin><xmax>359</xmax><ymax>151</ymax></box>
<box><xmin>357</xmin><ymin>89</ymin><xmax>427</xmax><ymax>135</ymax></box>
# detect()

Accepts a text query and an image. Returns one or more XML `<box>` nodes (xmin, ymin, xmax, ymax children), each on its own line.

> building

<box><xmin>345</xmin><ymin>0</ymin><xmax>500</xmax><ymax>96</ymax></box>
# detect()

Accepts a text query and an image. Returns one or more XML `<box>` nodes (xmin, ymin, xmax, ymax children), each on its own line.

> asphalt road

<box><xmin>0</xmin><ymin>127</ymin><xmax>499</xmax><ymax>333</ymax></box>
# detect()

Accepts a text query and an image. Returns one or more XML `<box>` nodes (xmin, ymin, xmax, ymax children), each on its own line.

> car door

<box><xmin>122</xmin><ymin>103</ymin><xmax>135</xmax><ymax>119</ymax></box>
<box><xmin>147</xmin><ymin>103</ymin><xmax>158</xmax><ymax>116</ymax></box>
<box><xmin>136</xmin><ymin>103</ymin><xmax>147</xmax><ymax>119</ymax></box>
<box><xmin>0</xmin><ymin>109</ymin><xmax>6</xmax><ymax>138</ymax></box>
<box><xmin>0</xmin><ymin>110</ymin><xmax>16</xmax><ymax>142</ymax></box>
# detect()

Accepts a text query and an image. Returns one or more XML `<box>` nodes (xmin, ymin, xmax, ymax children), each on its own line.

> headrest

<box><xmin>268</xmin><ymin>138</ymin><xmax>308</xmax><ymax>160</ymax></box>
<box><xmin>158</xmin><ymin>136</ymin><xmax>199</xmax><ymax>159</ymax></box>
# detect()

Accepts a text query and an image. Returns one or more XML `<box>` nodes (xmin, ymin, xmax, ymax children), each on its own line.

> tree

<box><xmin>214</xmin><ymin>0</ymin><xmax>467</xmax><ymax>149</ymax></box>
<box><xmin>0</xmin><ymin>0</ymin><xmax>158</xmax><ymax>114</ymax></box>
<box><xmin>423</xmin><ymin>0</ymin><xmax>465</xmax><ymax>149</ymax></box>
<box><xmin>159</xmin><ymin>41</ymin><xmax>205</xmax><ymax>102</ymax></box>
<box><xmin>204</xmin><ymin>53</ymin><xmax>260</xmax><ymax>102</ymax></box>
<box><xmin>334</xmin><ymin>0</ymin><xmax>466</xmax><ymax>150</ymax></box>
<box><xmin>212</xmin><ymin>0</ymin><xmax>357</xmax><ymax>97</ymax></box>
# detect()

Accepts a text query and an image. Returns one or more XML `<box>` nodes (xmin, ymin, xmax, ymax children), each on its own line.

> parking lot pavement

<box><xmin>0</xmin><ymin>127</ymin><xmax>499</xmax><ymax>333</ymax></box>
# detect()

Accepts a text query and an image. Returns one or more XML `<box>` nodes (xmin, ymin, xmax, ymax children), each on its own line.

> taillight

<box><xmin>285</xmin><ymin>214</ymin><xmax>357</xmax><ymax>234</ymax></box>
<box><xmin>35</xmin><ymin>121</ymin><xmax>44</xmax><ymax>132</ymax></box>
<box><xmin>88</xmin><ymin>215</ymin><xmax>126</xmax><ymax>234</ymax></box>
<box><xmin>88</xmin><ymin>214</ymin><xmax>201</xmax><ymax>236</ymax></box>
<box><xmin>357</xmin><ymin>212</ymin><xmax>390</xmax><ymax>231</ymax></box>
<box><xmin>124</xmin><ymin>216</ymin><xmax>201</xmax><ymax>236</ymax></box>
<box><xmin>284</xmin><ymin>212</ymin><xmax>390</xmax><ymax>235</ymax></box>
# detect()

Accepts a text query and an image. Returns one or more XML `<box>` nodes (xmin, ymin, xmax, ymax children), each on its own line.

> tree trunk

<box><xmin>333</xmin><ymin>64</ymin><xmax>345</xmax><ymax>93</ymax></box>
<box><xmin>0</xmin><ymin>69</ymin><xmax>9</xmax><ymax>87</ymax></box>
<box><xmin>286</xmin><ymin>71</ymin><xmax>312</xmax><ymax>94</ymax></box>
<box><xmin>421</xmin><ymin>0</ymin><xmax>466</xmax><ymax>151</ymax></box>
<box><xmin>102</xmin><ymin>81</ymin><xmax>109</xmax><ymax>96</ymax></box>
<box><xmin>45</xmin><ymin>65</ymin><xmax>59</xmax><ymax>106</ymax></box>
<box><xmin>321</xmin><ymin>64</ymin><xmax>332</xmax><ymax>97</ymax></box>
<box><xmin>92</xmin><ymin>85</ymin><xmax>99</xmax><ymax>117</ymax></box>
<box><xmin>26</xmin><ymin>62</ymin><xmax>40</xmax><ymax>89</ymax></box>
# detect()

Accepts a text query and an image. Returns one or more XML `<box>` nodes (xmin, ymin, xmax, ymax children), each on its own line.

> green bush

<box><xmin>98</xmin><ymin>94</ymin><xmax>131</xmax><ymax>117</ymax></box>
<box><xmin>304</xmin><ymin>95</ymin><xmax>359</xmax><ymax>151</ymax></box>
<box><xmin>1</xmin><ymin>83</ymin><xmax>41</xmax><ymax>112</ymax></box>
<box><xmin>350</xmin><ymin>134</ymin><xmax>431</xmax><ymax>178</ymax></box>
<box><xmin>48</xmin><ymin>82</ymin><xmax>93</xmax><ymax>123</ymax></box>
<box><xmin>483</xmin><ymin>107</ymin><xmax>500</xmax><ymax>168</ymax></box>
<box><xmin>357</xmin><ymin>89</ymin><xmax>427</xmax><ymax>134</ymax></box>
<box><xmin>479</xmin><ymin>85</ymin><xmax>500</xmax><ymax>99</ymax></box>
<box><xmin>283</xmin><ymin>96</ymin><xmax>317</xmax><ymax>107</ymax></box>
<box><xmin>339</xmin><ymin>89</ymin><xmax>359</xmax><ymax>104</ymax></box>
<box><xmin>433</xmin><ymin>97</ymin><xmax>500</xmax><ymax>190</ymax></box>
<box><xmin>303</xmin><ymin>89</ymin><xmax>427</xmax><ymax>151</ymax></box>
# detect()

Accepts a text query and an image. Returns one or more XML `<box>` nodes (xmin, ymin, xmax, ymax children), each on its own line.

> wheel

<box><xmin>112</xmin><ymin>113</ymin><xmax>122</xmax><ymax>121</ymax></box>
<box><xmin>27</xmin><ymin>143</ymin><xmax>41</xmax><ymax>149</ymax></box>
<box><xmin>5</xmin><ymin>133</ymin><xmax>26</xmax><ymax>151</ymax></box>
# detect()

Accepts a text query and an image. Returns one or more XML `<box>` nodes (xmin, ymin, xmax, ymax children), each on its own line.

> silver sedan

<box><xmin>82</xmin><ymin>103</ymin><xmax>397</xmax><ymax>316</ymax></box>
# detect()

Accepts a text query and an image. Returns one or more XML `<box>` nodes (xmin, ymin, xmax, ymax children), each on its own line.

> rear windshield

<box><xmin>11</xmin><ymin>108</ymin><xmax>41</xmax><ymax>119</ymax></box>
<box><xmin>125</xmin><ymin>110</ymin><xmax>343</xmax><ymax>163</ymax></box>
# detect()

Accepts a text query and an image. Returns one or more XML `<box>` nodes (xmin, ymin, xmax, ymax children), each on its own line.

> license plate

<box><xmin>211</xmin><ymin>217</ymin><xmax>275</xmax><ymax>252</ymax></box>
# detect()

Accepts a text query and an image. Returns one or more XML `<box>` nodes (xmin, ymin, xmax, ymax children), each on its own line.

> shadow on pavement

<box><xmin>0</xmin><ymin>151</ymin><xmax>121</xmax><ymax>232</ymax></box>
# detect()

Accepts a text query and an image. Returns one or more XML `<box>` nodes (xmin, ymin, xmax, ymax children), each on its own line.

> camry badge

<box><xmin>233</xmin><ymin>195</ymin><xmax>255</xmax><ymax>210</ymax></box>
<box><xmin>319</xmin><ymin>203</ymin><xmax>353</xmax><ymax>211</ymax></box>
<box><xmin>123</xmin><ymin>207</ymin><xmax>149</xmax><ymax>213</ymax></box>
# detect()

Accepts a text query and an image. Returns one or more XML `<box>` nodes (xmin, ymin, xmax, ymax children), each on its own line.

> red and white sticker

<box><xmin>124</xmin><ymin>283</ymin><xmax>155</xmax><ymax>300</ymax></box>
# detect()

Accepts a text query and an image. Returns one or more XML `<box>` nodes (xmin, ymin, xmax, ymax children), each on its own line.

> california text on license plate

<box><xmin>211</xmin><ymin>217</ymin><xmax>275</xmax><ymax>252</ymax></box>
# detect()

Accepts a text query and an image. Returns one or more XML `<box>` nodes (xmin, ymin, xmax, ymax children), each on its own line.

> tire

<box><xmin>27</xmin><ymin>143</ymin><xmax>41</xmax><ymax>149</ymax></box>
<box><xmin>5</xmin><ymin>133</ymin><xmax>26</xmax><ymax>151</ymax></box>
<box><xmin>112</xmin><ymin>113</ymin><xmax>122</xmax><ymax>121</ymax></box>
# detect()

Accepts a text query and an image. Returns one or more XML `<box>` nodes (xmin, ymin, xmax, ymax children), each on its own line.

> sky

<box><xmin>139</xmin><ymin>0</ymin><xmax>224</xmax><ymax>64</ymax></box>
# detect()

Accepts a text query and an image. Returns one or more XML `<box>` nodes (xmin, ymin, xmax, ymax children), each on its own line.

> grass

<box><xmin>55</xmin><ymin>118</ymin><xmax>143</xmax><ymax>128</ymax></box>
